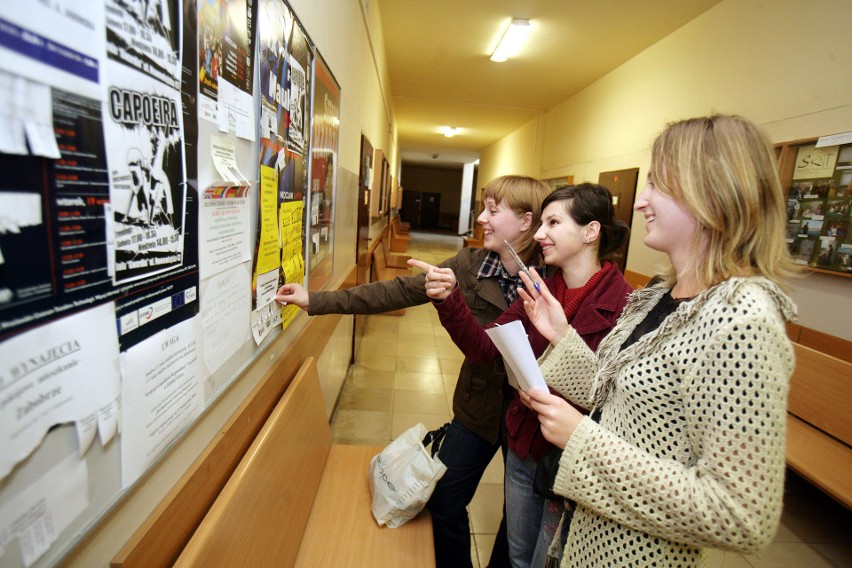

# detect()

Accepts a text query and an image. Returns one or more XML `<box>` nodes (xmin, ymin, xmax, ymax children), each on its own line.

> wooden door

<box><xmin>597</xmin><ymin>168</ymin><xmax>638</xmax><ymax>274</ymax></box>
<box><xmin>419</xmin><ymin>192</ymin><xmax>441</xmax><ymax>229</ymax></box>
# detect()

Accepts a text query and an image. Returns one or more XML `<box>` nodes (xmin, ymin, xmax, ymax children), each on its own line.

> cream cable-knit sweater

<box><xmin>539</xmin><ymin>277</ymin><xmax>796</xmax><ymax>567</ymax></box>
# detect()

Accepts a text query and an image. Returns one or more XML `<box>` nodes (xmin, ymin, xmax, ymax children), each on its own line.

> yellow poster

<box><xmin>280</xmin><ymin>200</ymin><xmax>304</xmax><ymax>285</ymax></box>
<box><xmin>257</xmin><ymin>165</ymin><xmax>282</xmax><ymax>274</ymax></box>
<box><xmin>279</xmin><ymin>199</ymin><xmax>304</xmax><ymax>330</ymax></box>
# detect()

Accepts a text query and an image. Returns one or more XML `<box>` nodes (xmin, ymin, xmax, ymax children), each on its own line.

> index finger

<box><xmin>407</xmin><ymin>258</ymin><xmax>435</xmax><ymax>273</ymax></box>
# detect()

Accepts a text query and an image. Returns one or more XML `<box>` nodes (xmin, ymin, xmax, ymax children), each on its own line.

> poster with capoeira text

<box><xmin>104</xmin><ymin>61</ymin><xmax>187</xmax><ymax>284</ymax></box>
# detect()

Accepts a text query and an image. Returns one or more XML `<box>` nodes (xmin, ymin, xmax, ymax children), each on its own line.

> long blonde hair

<box><xmin>480</xmin><ymin>175</ymin><xmax>552</xmax><ymax>266</ymax></box>
<box><xmin>649</xmin><ymin>115</ymin><xmax>797</xmax><ymax>287</ymax></box>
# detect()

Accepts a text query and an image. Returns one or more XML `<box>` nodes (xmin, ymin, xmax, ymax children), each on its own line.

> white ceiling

<box><xmin>377</xmin><ymin>0</ymin><xmax>723</xmax><ymax>166</ymax></box>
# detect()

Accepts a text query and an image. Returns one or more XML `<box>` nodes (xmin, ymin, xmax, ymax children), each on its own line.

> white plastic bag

<box><xmin>368</xmin><ymin>423</ymin><xmax>448</xmax><ymax>528</ymax></box>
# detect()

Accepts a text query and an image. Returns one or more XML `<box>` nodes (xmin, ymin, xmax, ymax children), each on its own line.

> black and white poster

<box><xmin>105</xmin><ymin>63</ymin><xmax>187</xmax><ymax>284</ymax></box>
<box><xmin>106</xmin><ymin>0</ymin><xmax>182</xmax><ymax>90</ymax></box>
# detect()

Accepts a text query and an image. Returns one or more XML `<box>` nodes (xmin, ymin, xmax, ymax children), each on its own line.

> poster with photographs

<box><xmin>785</xmin><ymin>143</ymin><xmax>852</xmax><ymax>273</ymax></box>
<box><xmin>197</xmin><ymin>0</ymin><xmax>256</xmax><ymax>126</ymax></box>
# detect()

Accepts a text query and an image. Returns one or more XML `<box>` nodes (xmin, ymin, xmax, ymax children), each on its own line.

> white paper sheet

<box><xmin>0</xmin><ymin>72</ymin><xmax>27</xmax><ymax>155</ymax></box>
<box><xmin>0</xmin><ymin>2</ymin><xmax>105</xmax><ymax>99</ymax></box>
<box><xmin>210</xmin><ymin>136</ymin><xmax>248</xmax><ymax>183</ymax></box>
<box><xmin>20</xmin><ymin>81</ymin><xmax>61</xmax><ymax>159</ymax></box>
<box><xmin>198</xmin><ymin>183</ymin><xmax>252</xmax><ymax>278</ymax></box>
<box><xmin>0</xmin><ymin>453</ymin><xmax>88</xmax><ymax>567</ymax></box>
<box><xmin>120</xmin><ymin>316</ymin><xmax>204</xmax><ymax>488</ymax></box>
<box><xmin>485</xmin><ymin>321</ymin><xmax>548</xmax><ymax>392</ymax></box>
<box><xmin>815</xmin><ymin>131</ymin><xmax>852</xmax><ymax>148</ymax></box>
<box><xmin>0</xmin><ymin>303</ymin><xmax>120</xmax><ymax>479</ymax></box>
<box><xmin>217</xmin><ymin>77</ymin><xmax>256</xmax><ymax>141</ymax></box>
<box><xmin>200</xmin><ymin>263</ymin><xmax>251</xmax><ymax>374</ymax></box>
<box><xmin>250</xmin><ymin>299</ymin><xmax>283</xmax><ymax>345</ymax></box>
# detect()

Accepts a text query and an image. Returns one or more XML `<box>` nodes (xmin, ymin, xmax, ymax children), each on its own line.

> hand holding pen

<box><xmin>503</xmin><ymin>240</ymin><xmax>540</xmax><ymax>293</ymax></box>
<box><xmin>516</xmin><ymin>268</ymin><xmax>571</xmax><ymax>347</ymax></box>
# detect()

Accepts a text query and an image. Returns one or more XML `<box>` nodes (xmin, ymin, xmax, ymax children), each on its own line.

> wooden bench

<box><xmin>371</xmin><ymin>241</ymin><xmax>411</xmax><ymax>316</ymax></box>
<box><xmin>393</xmin><ymin>215</ymin><xmax>410</xmax><ymax>234</ymax></box>
<box><xmin>380</xmin><ymin>231</ymin><xmax>411</xmax><ymax>269</ymax></box>
<box><xmin>389</xmin><ymin>217</ymin><xmax>410</xmax><ymax>252</ymax></box>
<box><xmin>784</xmin><ymin>325</ymin><xmax>852</xmax><ymax>509</ymax></box>
<box><xmin>463</xmin><ymin>224</ymin><xmax>484</xmax><ymax>249</ymax></box>
<box><xmin>174</xmin><ymin>358</ymin><xmax>435</xmax><ymax>567</ymax></box>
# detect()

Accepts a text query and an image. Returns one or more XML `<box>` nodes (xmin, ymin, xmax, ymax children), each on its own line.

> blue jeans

<box><xmin>505</xmin><ymin>449</ymin><xmax>569</xmax><ymax>568</ymax></box>
<box><xmin>427</xmin><ymin>418</ymin><xmax>509</xmax><ymax>568</ymax></box>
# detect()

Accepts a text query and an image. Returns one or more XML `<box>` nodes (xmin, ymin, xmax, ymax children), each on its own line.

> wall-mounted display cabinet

<box><xmin>777</xmin><ymin>135</ymin><xmax>852</xmax><ymax>278</ymax></box>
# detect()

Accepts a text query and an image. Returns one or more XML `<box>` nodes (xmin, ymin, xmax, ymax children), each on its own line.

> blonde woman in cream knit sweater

<box><xmin>516</xmin><ymin>115</ymin><xmax>798</xmax><ymax>567</ymax></box>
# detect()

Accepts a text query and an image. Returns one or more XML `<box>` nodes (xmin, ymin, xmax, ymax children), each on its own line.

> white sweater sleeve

<box><xmin>552</xmin><ymin>312</ymin><xmax>794</xmax><ymax>553</ymax></box>
<box><xmin>538</xmin><ymin>326</ymin><xmax>597</xmax><ymax>411</ymax></box>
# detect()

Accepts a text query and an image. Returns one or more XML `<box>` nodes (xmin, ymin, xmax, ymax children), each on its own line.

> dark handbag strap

<box><xmin>421</xmin><ymin>422</ymin><xmax>450</xmax><ymax>457</ymax></box>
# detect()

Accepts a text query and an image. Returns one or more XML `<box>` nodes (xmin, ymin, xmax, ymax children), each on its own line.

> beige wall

<box><xmin>478</xmin><ymin>0</ymin><xmax>852</xmax><ymax>339</ymax></box>
<box><xmin>63</xmin><ymin>1</ymin><xmax>392</xmax><ymax>565</ymax></box>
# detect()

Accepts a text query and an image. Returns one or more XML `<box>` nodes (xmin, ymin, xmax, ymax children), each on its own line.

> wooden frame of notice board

<box><xmin>776</xmin><ymin>133</ymin><xmax>852</xmax><ymax>279</ymax></box>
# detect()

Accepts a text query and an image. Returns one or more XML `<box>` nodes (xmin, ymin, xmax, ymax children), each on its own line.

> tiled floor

<box><xmin>330</xmin><ymin>231</ymin><xmax>851</xmax><ymax>568</ymax></box>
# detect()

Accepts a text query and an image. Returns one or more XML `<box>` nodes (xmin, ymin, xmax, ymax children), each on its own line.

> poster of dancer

<box><xmin>105</xmin><ymin>62</ymin><xmax>187</xmax><ymax>284</ymax></box>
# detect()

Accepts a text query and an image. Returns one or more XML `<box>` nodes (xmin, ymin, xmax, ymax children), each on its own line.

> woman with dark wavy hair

<box><xmin>418</xmin><ymin>183</ymin><xmax>631</xmax><ymax>567</ymax></box>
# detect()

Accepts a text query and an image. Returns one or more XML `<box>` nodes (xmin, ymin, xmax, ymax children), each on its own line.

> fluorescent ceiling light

<box><xmin>490</xmin><ymin>18</ymin><xmax>530</xmax><ymax>62</ymax></box>
<box><xmin>442</xmin><ymin>126</ymin><xmax>460</xmax><ymax>138</ymax></box>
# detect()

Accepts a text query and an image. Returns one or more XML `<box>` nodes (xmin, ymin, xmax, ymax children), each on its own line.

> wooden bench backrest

<box><xmin>788</xmin><ymin>343</ymin><xmax>852</xmax><ymax>446</ymax></box>
<box><xmin>174</xmin><ymin>358</ymin><xmax>332</xmax><ymax>568</ymax></box>
<box><xmin>623</xmin><ymin>270</ymin><xmax>651</xmax><ymax>289</ymax></box>
<box><xmin>379</xmin><ymin>235</ymin><xmax>393</xmax><ymax>261</ymax></box>
<box><xmin>372</xmin><ymin>248</ymin><xmax>387</xmax><ymax>279</ymax></box>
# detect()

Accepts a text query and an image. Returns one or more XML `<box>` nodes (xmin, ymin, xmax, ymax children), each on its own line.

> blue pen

<box><xmin>504</xmin><ymin>240</ymin><xmax>541</xmax><ymax>293</ymax></box>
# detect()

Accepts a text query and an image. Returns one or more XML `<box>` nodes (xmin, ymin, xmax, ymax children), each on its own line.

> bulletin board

<box><xmin>777</xmin><ymin>133</ymin><xmax>852</xmax><ymax>277</ymax></box>
<box><xmin>0</xmin><ymin>1</ymin><xmax>337</xmax><ymax>567</ymax></box>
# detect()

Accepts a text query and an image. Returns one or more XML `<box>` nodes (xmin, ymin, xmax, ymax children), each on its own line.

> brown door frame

<box><xmin>597</xmin><ymin>168</ymin><xmax>639</xmax><ymax>274</ymax></box>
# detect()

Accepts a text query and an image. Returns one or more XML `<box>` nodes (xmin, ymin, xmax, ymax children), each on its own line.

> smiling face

<box><xmin>633</xmin><ymin>175</ymin><xmax>699</xmax><ymax>260</ymax></box>
<box><xmin>534</xmin><ymin>200</ymin><xmax>589</xmax><ymax>268</ymax></box>
<box><xmin>477</xmin><ymin>197</ymin><xmax>531</xmax><ymax>254</ymax></box>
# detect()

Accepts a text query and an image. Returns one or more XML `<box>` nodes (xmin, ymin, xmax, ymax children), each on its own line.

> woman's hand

<box><xmin>408</xmin><ymin>259</ymin><xmax>457</xmax><ymax>301</ymax></box>
<box><xmin>522</xmin><ymin>388</ymin><xmax>583</xmax><ymax>448</ymax></box>
<box><xmin>517</xmin><ymin>268</ymin><xmax>570</xmax><ymax>346</ymax></box>
<box><xmin>275</xmin><ymin>283</ymin><xmax>310</xmax><ymax>310</ymax></box>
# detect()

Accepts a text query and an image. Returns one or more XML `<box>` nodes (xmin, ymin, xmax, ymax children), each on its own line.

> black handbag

<box><xmin>533</xmin><ymin>447</ymin><xmax>563</xmax><ymax>501</ymax></box>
